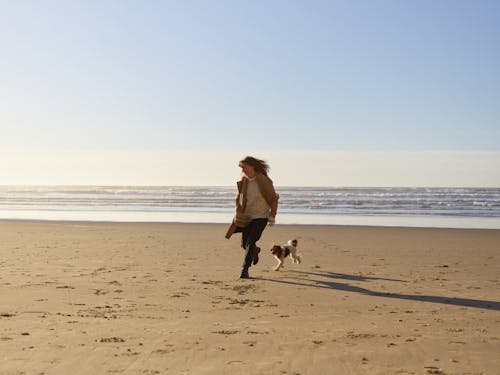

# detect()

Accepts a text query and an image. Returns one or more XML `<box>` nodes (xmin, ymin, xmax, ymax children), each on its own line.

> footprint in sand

<box><xmin>424</xmin><ymin>366</ymin><xmax>444</xmax><ymax>374</ymax></box>
<box><xmin>151</xmin><ymin>347</ymin><xmax>175</xmax><ymax>354</ymax></box>
<box><xmin>56</xmin><ymin>285</ymin><xmax>75</xmax><ymax>289</ymax></box>
<box><xmin>213</xmin><ymin>330</ymin><xmax>239</xmax><ymax>335</ymax></box>
<box><xmin>99</xmin><ymin>337</ymin><xmax>125</xmax><ymax>343</ymax></box>
<box><xmin>93</xmin><ymin>289</ymin><xmax>109</xmax><ymax>295</ymax></box>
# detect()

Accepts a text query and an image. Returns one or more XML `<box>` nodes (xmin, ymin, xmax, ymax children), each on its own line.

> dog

<box><xmin>270</xmin><ymin>239</ymin><xmax>301</xmax><ymax>271</ymax></box>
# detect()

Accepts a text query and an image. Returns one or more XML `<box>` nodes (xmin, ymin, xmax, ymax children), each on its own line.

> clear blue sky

<box><xmin>1</xmin><ymin>0</ymin><xmax>499</xmax><ymax>152</ymax></box>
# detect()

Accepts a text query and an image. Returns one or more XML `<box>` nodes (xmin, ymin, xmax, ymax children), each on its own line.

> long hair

<box><xmin>239</xmin><ymin>156</ymin><xmax>270</xmax><ymax>177</ymax></box>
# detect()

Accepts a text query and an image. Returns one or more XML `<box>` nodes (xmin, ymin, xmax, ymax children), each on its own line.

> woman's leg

<box><xmin>241</xmin><ymin>218</ymin><xmax>268</xmax><ymax>276</ymax></box>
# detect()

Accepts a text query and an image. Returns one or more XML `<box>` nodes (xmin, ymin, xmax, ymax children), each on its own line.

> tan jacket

<box><xmin>225</xmin><ymin>173</ymin><xmax>279</xmax><ymax>239</ymax></box>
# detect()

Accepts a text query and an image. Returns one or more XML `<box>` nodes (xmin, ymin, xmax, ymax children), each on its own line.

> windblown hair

<box><xmin>239</xmin><ymin>156</ymin><xmax>270</xmax><ymax>177</ymax></box>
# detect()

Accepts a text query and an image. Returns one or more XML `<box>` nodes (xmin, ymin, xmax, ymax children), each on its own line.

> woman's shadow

<box><xmin>256</xmin><ymin>270</ymin><xmax>500</xmax><ymax>311</ymax></box>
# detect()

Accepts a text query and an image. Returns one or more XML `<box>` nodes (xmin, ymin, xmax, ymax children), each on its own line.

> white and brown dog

<box><xmin>270</xmin><ymin>239</ymin><xmax>301</xmax><ymax>271</ymax></box>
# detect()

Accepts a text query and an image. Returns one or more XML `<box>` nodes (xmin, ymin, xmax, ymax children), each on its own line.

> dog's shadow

<box><xmin>255</xmin><ymin>269</ymin><xmax>500</xmax><ymax>311</ymax></box>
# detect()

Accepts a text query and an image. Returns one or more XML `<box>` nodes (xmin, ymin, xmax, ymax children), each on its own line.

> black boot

<box><xmin>240</xmin><ymin>268</ymin><xmax>249</xmax><ymax>279</ymax></box>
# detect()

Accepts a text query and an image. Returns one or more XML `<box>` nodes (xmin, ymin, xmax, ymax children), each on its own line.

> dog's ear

<box><xmin>292</xmin><ymin>239</ymin><xmax>298</xmax><ymax>246</ymax></box>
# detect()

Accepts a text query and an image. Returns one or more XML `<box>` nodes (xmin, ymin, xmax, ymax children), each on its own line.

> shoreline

<box><xmin>2</xmin><ymin>211</ymin><xmax>500</xmax><ymax>230</ymax></box>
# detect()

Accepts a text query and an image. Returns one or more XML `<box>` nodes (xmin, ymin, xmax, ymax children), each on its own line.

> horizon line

<box><xmin>1</xmin><ymin>184</ymin><xmax>499</xmax><ymax>189</ymax></box>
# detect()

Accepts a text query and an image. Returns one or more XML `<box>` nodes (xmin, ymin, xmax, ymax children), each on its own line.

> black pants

<box><xmin>235</xmin><ymin>218</ymin><xmax>268</xmax><ymax>270</ymax></box>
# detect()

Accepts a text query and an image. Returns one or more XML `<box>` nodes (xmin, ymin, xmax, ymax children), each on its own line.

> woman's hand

<box><xmin>268</xmin><ymin>217</ymin><xmax>276</xmax><ymax>226</ymax></box>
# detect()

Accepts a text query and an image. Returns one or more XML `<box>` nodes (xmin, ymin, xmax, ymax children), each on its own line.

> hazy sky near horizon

<box><xmin>1</xmin><ymin>1</ymin><xmax>499</xmax><ymax>185</ymax></box>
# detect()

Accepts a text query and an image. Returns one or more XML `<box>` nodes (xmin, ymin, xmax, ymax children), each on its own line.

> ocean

<box><xmin>1</xmin><ymin>186</ymin><xmax>499</xmax><ymax>229</ymax></box>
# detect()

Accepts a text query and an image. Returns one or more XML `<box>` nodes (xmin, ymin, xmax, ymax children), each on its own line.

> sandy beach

<box><xmin>0</xmin><ymin>220</ymin><xmax>499</xmax><ymax>375</ymax></box>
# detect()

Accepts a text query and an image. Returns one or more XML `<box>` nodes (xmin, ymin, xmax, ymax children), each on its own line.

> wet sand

<box><xmin>0</xmin><ymin>221</ymin><xmax>499</xmax><ymax>374</ymax></box>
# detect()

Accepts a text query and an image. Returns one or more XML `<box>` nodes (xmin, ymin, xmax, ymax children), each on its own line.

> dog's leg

<box><xmin>291</xmin><ymin>248</ymin><xmax>301</xmax><ymax>264</ymax></box>
<box><xmin>273</xmin><ymin>256</ymin><xmax>280</xmax><ymax>271</ymax></box>
<box><xmin>277</xmin><ymin>258</ymin><xmax>284</xmax><ymax>270</ymax></box>
<box><xmin>292</xmin><ymin>255</ymin><xmax>300</xmax><ymax>264</ymax></box>
<box><xmin>274</xmin><ymin>257</ymin><xmax>284</xmax><ymax>271</ymax></box>
<box><xmin>289</xmin><ymin>249</ymin><xmax>299</xmax><ymax>264</ymax></box>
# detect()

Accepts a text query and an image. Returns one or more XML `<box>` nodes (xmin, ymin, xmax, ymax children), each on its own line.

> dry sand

<box><xmin>0</xmin><ymin>220</ymin><xmax>499</xmax><ymax>375</ymax></box>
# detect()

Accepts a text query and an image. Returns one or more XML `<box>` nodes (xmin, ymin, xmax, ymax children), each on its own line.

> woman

<box><xmin>225</xmin><ymin>156</ymin><xmax>279</xmax><ymax>279</ymax></box>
